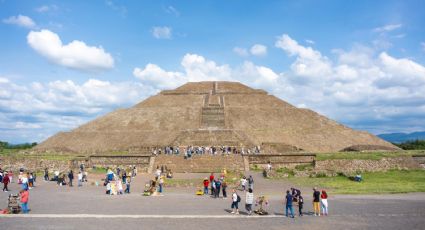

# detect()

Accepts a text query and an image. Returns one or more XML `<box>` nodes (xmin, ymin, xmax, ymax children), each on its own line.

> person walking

<box><xmin>68</xmin><ymin>170</ymin><xmax>74</xmax><ymax>187</ymax></box>
<box><xmin>321</xmin><ymin>190</ymin><xmax>329</xmax><ymax>216</ymax></box>
<box><xmin>209</xmin><ymin>173</ymin><xmax>215</xmax><ymax>194</ymax></box>
<box><xmin>20</xmin><ymin>189</ymin><xmax>29</xmax><ymax>214</ymax></box>
<box><xmin>298</xmin><ymin>191</ymin><xmax>304</xmax><ymax>216</ymax></box>
<box><xmin>245</xmin><ymin>188</ymin><xmax>254</xmax><ymax>215</ymax></box>
<box><xmin>2</xmin><ymin>172</ymin><xmax>10</xmax><ymax>192</ymax></box>
<box><xmin>231</xmin><ymin>189</ymin><xmax>240</xmax><ymax>214</ymax></box>
<box><xmin>77</xmin><ymin>171</ymin><xmax>83</xmax><ymax>187</ymax></box>
<box><xmin>313</xmin><ymin>187</ymin><xmax>321</xmax><ymax>216</ymax></box>
<box><xmin>285</xmin><ymin>190</ymin><xmax>295</xmax><ymax>218</ymax></box>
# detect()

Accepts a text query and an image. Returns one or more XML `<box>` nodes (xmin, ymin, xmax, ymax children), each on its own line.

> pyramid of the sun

<box><xmin>35</xmin><ymin>81</ymin><xmax>397</xmax><ymax>153</ymax></box>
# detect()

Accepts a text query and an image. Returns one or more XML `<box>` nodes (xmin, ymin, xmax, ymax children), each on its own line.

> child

<box><xmin>117</xmin><ymin>180</ymin><xmax>123</xmax><ymax>195</ymax></box>
<box><xmin>20</xmin><ymin>189</ymin><xmax>29</xmax><ymax>214</ymax></box>
<box><xmin>203</xmin><ymin>178</ymin><xmax>209</xmax><ymax>195</ymax></box>
<box><xmin>231</xmin><ymin>189</ymin><xmax>240</xmax><ymax>214</ymax></box>
<box><xmin>106</xmin><ymin>182</ymin><xmax>111</xmax><ymax>195</ymax></box>
<box><xmin>298</xmin><ymin>192</ymin><xmax>304</xmax><ymax>216</ymax></box>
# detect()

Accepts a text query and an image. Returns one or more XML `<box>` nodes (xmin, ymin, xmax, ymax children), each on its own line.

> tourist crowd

<box><xmin>152</xmin><ymin>145</ymin><xmax>261</xmax><ymax>158</ymax></box>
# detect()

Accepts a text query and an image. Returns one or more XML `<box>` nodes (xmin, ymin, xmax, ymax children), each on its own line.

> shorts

<box><xmin>231</xmin><ymin>201</ymin><xmax>238</xmax><ymax>209</ymax></box>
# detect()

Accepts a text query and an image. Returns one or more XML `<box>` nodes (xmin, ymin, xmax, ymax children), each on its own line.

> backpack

<box><xmin>237</xmin><ymin>195</ymin><xmax>241</xmax><ymax>202</ymax></box>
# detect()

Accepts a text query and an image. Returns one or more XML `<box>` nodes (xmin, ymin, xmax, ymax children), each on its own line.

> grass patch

<box><xmin>316</xmin><ymin>150</ymin><xmax>424</xmax><ymax>161</ymax></box>
<box><xmin>288</xmin><ymin>169</ymin><xmax>425</xmax><ymax>194</ymax></box>
<box><xmin>295</xmin><ymin>164</ymin><xmax>313</xmax><ymax>171</ymax></box>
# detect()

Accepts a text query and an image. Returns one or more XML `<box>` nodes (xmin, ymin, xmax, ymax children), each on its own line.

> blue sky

<box><xmin>1</xmin><ymin>0</ymin><xmax>425</xmax><ymax>143</ymax></box>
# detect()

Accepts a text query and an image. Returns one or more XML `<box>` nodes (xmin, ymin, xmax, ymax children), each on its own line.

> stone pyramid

<box><xmin>35</xmin><ymin>81</ymin><xmax>398</xmax><ymax>153</ymax></box>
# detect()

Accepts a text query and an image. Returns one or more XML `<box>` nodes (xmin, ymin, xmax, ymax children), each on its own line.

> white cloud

<box><xmin>2</xmin><ymin>15</ymin><xmax>36</xmax><ymax>28</ymax></box>
<box><xmin>305</xmin><ymin>39</ymin><xmax>315</xmax><ymax>45</ymax></box>
<box><xmin>27</xmin><ymin>29</ymin><xmax>114</xmax><ymax>72</ymax></box>
<box><xmin>165</xmin><ymin>6</ymin><xmax>180</xmax><ymax>17</ymax></box>
<box><xmin>152</xmin><ymin>26</ymin><xmax>172</xmax><ymax>39</ymax></box>
<box><xmin>233</xmin><ymin>47</ymin><xmax>249</xmax><ymax>57</ymax></box>
<box><xmin>0</xmin><ymin>77</ymin><xmax>155</xmax><ymax>142</ymax></box>
<box><xmin>373</xmin><ymin>23</ymin><xmax>402</xmax><ymax>33</ymax></box>
<box><xmin>133</xmin><ymin>53</ymin><xmax>279</xmax><ymax>90</ymax></box>
<box><xmin>250</xmin><ymin>44</ymin><xmax>267</xmax><ymax>56</ymax></box>
<box><xmin>35</xmin><ymin>5</ymin><xmax>58</xmax><ymax>13</ymax></box>
<box><xmin>275</xmin><ymin>34</ymin><xmax>332</xmax><ymax>78</ymax></box>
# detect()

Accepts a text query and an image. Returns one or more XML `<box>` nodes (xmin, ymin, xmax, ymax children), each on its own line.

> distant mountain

<box><xmin>378</xmin><ymin>131</ymin><xmax>425</xmax><ymax>143</ymax></box>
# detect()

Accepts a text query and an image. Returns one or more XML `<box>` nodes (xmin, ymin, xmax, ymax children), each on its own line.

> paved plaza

<box><xmin>1</xmin><ymin>172</ymin><xmax>424</xmax><ymax>230</ymax></box>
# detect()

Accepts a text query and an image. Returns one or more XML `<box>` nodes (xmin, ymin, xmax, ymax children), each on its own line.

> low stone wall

<box><xmin>0</xmin><ymin>156</ymin><xmax>71</xmax><ymax>172</ymax></box>
<box><xmin>73</xmin><ymin>155</ymin><xmax>152</xmax><ymax>172</ymax></box>
<box><xmin>154</xmin><ymin>154</ymin><xmax>245</xmax><ymax>173</ymax></box>
<box><xmin>247</xmin><ymin>153</ymin><xmax>315</xmax><ymax>169</ymax></box>
<box><xmin>315</xmin><ymin>157</ymin><xmax>421</xmax><ymax>173</ymax></box>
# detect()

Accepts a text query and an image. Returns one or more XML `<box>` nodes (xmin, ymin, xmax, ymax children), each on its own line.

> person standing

<box><xmin>209</xmin><ymin>173</ymin><xmax>215</xmax><ymax>194</ymax></box>
<box><xmin>125</xmin><ymin>177</ymin><xmax>131</xmax><ymax>194</ymax></box>
<box><xmin>158</xmin><ymin>176</ymin><xmax>164</xmax><ymax>193</ymax></box>
<box><xmin>245</xmin><ymin>188</ymin><xmax>254</xmax><ymax>215</ymax></box>
<box><xmin>77</xmin><ymin>171</ymin><xmax>83</xmax><ymax>187</ymax></box>
<box><xmin>203</xmin><ymin>177</ymin><xmax>209</xmax><ymax>195</ymax></box>
<box><xmin>321</xmin><ymin>190</ymin><xmax>329</xmax><ymax>216</ymax></box>
<box><xmin>248</xmin><ymin>175</ymin><xmax>254</xmax><ymax>190</ymax></box>
<box><xmin>313</xmin><ymin>187</ymin><xmax>321</xmax><ymax>216</ymax></box>
<box><xmin>240</xmin><ymin>176</ymin><xmax>247</xmax><ymax>191</ymax></box>
<box><xmin>68</xmin><ymin>170</ymin><xmax>74</xmax><ymax>187</ymax></box>
<box><xmin>2</xmin><ymin>172</ymin><xmax>10</xmax><ymax>192</ymax></box>
<box><xmin>222</xmin><ymin>180</ymin><xmax>227</xmax><ymax>198</ymax></box>
<box><xmin>215</xmin><ymin>179</ymin><xmax>221</xmax><ymax>198</ymax></box>
<box><xmin>231</xmin><ymin>189</ymin><xmax>240</xmax><ymax>214</ymax></box>
<box><xmin>285</xmin><ymin>190</ymin><xmax>295</xmax><ymax>218</ymax></box>
<box><xmin>298</xmin><ymin>191</ymin><xmax>304</xmax><ymax>216</ymax></box>
<box><xmin>20</xmin><ymin>189</ymin><xmax>29</xmax><ymax>214</ymax></box>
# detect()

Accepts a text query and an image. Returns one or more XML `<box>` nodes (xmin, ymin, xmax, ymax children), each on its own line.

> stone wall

<box><xmin>0</xmin><ymin>157</ymin><xmax>71</xmax><ymax>172</ymax></box>
<box><xmin>247</xmin><ymin>153</ymin><xmax>315</xmax><ymax>169</ymax></box>
<box><xmin>80</xmin><ymin>155</ymin><xmax>151</xmax><ymax>172</ymax></box>
<box><xmin>315</xmin><ymin>157</ymin><xmax>421</xmax><ymax>173</ymax></box>
<box><xmin>153</xmin><ymin>154</ymin><xmax>246</xmax><ymax>173</ymax></box>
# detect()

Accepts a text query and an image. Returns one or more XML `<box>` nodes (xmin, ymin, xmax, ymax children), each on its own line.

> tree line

<box><xmin>394</xmin><ymin>140</ymin><xmax>425</xmax><ymax>150</ymax></box>
<box><xmin>0</xmin><ymin>141</ymin><xmax>37</xmax><ymax>150</ymax></box>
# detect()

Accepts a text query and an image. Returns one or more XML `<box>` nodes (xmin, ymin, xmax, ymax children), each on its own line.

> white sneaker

<box><xmin>231</xmin><ymin>211</ymin><xmax>235</xmax><ymax>214</ymax></box>
<box><xmin>236</xmin><ymin>211</ymin><xmax>239</xmax><ymax>215</ymax></box>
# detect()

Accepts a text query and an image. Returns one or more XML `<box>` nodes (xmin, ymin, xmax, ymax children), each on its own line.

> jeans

<box><xmin>286</xmin><ymin>205</ymin><xmax>294</xmax><ymax>217</ymax></box>
<box><xmin>125</xmin><ymin>184</ymin><xmax>130</xmax><ymax>193</ymax></box>
<box><xmin>245</xmin><ymin>204</ymin><xmax>252</xmax><ymax>213</ymax></box>
<box><xmin>231</xmin><ymin>201</ymin><xmax>238</xmax><ymax>209</ymax></box>
<box><xmin>21</xmin><ymin>202</ymin><xmax>28</xmax><ymax>214</ymax></box>
<box><xmin>69</xmin><ymin>179</ymin><xmax>73</xmax><ymax>187</ymax></box>
<box><xmin>204</xmin><ymin>186</ymin><xmax>208</xmax><ymax>195</ymax></box>
<box><xmin>159</xmin><ymin>184</ymin><xmax>163</xmax><ymax>193</ymax></box>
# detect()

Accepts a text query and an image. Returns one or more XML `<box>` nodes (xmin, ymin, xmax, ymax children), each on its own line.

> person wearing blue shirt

<box><xmin>285</xmin><ymin>190</ymin><xmax>295</xmax><ymax>218</ymax></box>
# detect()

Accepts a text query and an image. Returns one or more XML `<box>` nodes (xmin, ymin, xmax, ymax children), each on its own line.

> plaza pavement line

<box><xmin>0</xmin><ymin>214</ymin><xmax>283</xmax><ymax>219</ymax></box>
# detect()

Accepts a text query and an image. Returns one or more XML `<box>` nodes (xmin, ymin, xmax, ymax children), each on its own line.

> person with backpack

<box><xmin>231</xmin><ymin>189</ymin><xmax>240</xmax><ymax>214</ymax></box>
<box><xmin>298</xmin><ymin>191</ymin><xmax>304</xmax><ymax>216</ymax></box>
<box><xmin>245</xmin><ymin>188</ymin><xmax>254</xmax><ymax>215</ymax></box>
<box><xmin>285</xmin><ymin>190</ymin><xmax>295</xmax><ymax>218</ymax></box>
<box><xmin>321</xmin><ymin>190</ymin><xmax>329</xmax><ymax>216</ymax></box>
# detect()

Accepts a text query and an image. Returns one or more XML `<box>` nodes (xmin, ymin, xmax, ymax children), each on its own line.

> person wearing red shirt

<box><xmin>209</xmin><ymin>173</ymin><xmax>214</xmax><ymax>194</ymax></box>
<box><xmin>20</xmin><ymin>189</ymin><xmax>29</xmax><ymax>214</ymax></box>
<box><xmin>203</xmin><ymin>178</ymin><xmax>209</xmax><ymax>195</ymax></box>
<box><xmin>2</xmin><ymin>173</ymin><xmax>9</xmax><ymax>192</ymax></box>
